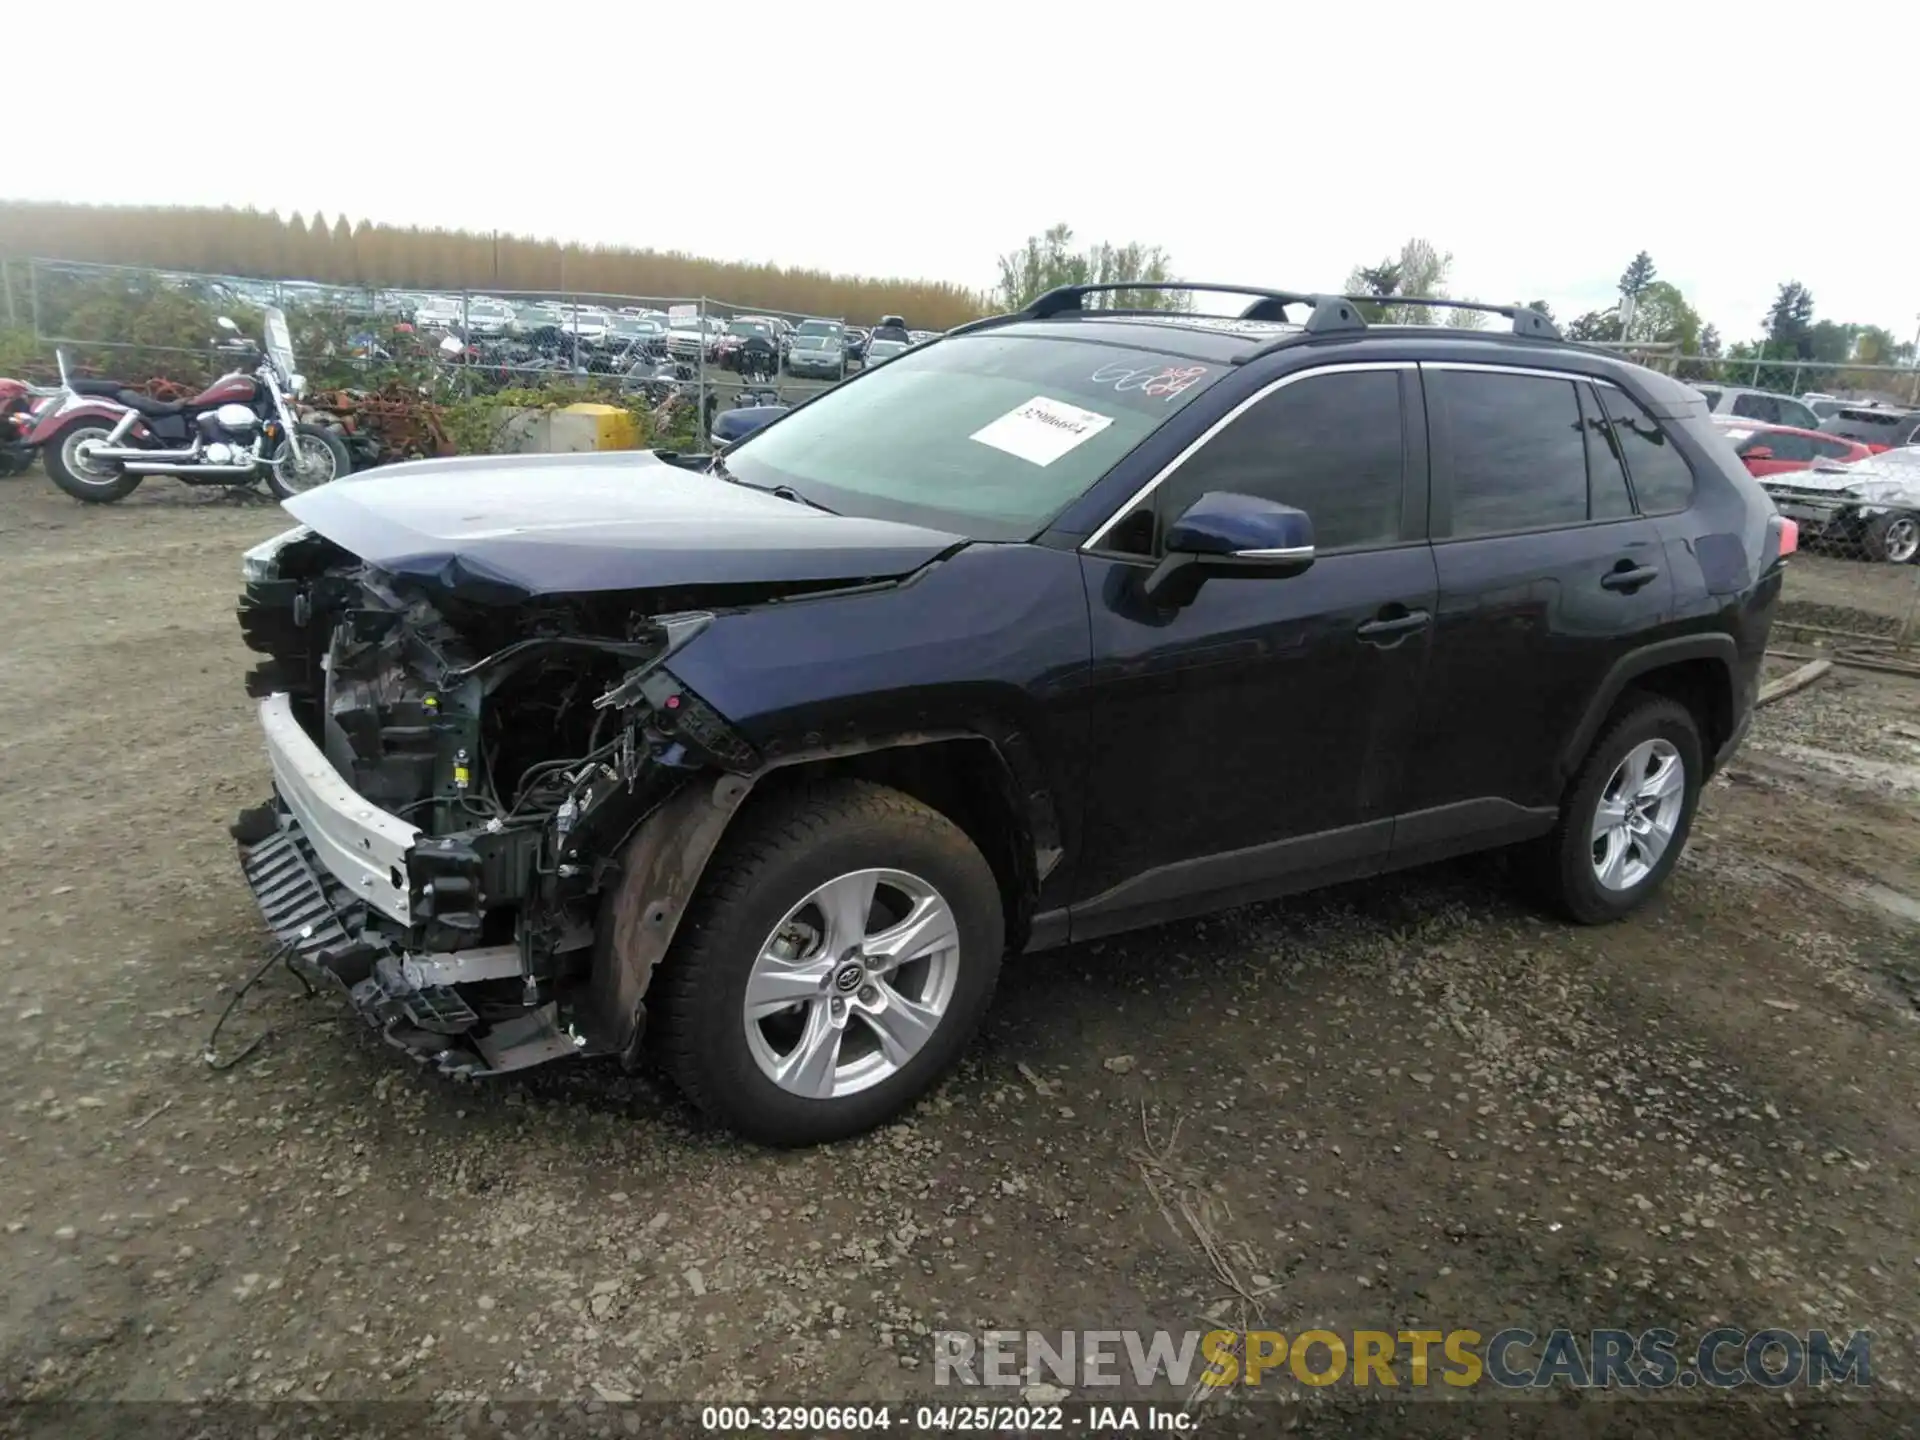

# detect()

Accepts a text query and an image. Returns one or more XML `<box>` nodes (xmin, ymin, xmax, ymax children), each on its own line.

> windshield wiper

<box><xmin>709</xmin><ymin>453</ymin><xmax>838</xmax><ymax>515</ymax></box>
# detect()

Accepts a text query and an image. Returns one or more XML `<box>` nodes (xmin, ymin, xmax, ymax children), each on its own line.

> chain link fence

<box><xmin>0</xmin><ymin>257</ymin><xmax>859</xmax><ymax>458</ymax></box>
<box><xmin>4</xmin><ymin>256</ymin><xmax>1917</xmax><ymax>653</ymax></box>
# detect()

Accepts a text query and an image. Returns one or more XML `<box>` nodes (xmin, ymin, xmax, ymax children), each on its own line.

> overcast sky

<box><xmin>12</xmin><ymin>0</ymin><xmax>1918</xmax><ymax>346</ymax></box>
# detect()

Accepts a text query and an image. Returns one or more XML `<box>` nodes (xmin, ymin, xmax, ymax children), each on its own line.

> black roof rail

<box><xmin>1017</xmin><ymin>282</ymin><xmax>1366</xmax><ymax>336</ymax></box>
<box><xmin>1350</xmin><ymin>295</ymin><xmax>1562</xmax><ymax>340</ymax></box>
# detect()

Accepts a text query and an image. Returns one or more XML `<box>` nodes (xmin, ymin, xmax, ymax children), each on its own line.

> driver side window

<box><xmin>1123</xmin><ymin>369</ymin><xmax>1407</xmax><ymax>557</ymax></box>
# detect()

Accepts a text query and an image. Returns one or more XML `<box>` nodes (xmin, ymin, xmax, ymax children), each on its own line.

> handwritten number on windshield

<box><xmin>1089</xmin><ymin>362</ymin><xmax>1210</xmax><ymax>400</ymax></box>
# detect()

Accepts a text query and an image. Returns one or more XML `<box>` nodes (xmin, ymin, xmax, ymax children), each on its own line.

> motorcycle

<box><xmin>25</xmin><ymin>307</ymin><xmax>353</xmax><ymax>504</ymax></box>
<box><xmin>0</xmin><ymin>378</ymin><xmax>61</xmax><ymax>477</ymax></box>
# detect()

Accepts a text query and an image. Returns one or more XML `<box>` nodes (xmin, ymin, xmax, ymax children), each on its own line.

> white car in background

<box><xmin>413</xmin><ymin>294</ymin><xmax>464</xmax><ymax>330</ymax></box>
<box><xmin>464</xmin><ymin>298</ymin><xmax>518</xmax><ymax>336</ymax></box>
<box><xmin>1758</xmin><ymin>446</ymin><xmax>1920</xmax><ymax>564</ymax></box>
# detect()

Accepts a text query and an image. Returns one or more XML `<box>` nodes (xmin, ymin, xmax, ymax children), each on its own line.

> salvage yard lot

<box><xmin>2</xmin><ymin>477</ymin><xmax>1918</xmax><ymax>1434</ymax></box>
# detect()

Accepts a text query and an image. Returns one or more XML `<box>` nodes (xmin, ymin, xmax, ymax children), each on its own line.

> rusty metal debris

<box><xmin>300</xmin><ymin>384</ymin><xmax>455</xmax><ymax>465</ymax></box>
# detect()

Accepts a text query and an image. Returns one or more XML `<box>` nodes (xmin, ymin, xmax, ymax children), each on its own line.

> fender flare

<box><xmin>1557</xmin><ymin>634</ymin><xmax>1738</xmax><ymax>785</ymax></box>
<box><xmin>583</xmin><ymin>727</ymin><xmax>1058</xmax><ymax>1065</ymax></box>
<box><xmin>28</xmin><ymin>404</ymin><xmax>142</xmax><ymax>447</ymax></box>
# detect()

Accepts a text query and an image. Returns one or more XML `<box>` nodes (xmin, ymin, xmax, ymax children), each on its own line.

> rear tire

<box><xmin>1524</xmin><ymin>696</ymin><xmax>1703</xmax><ymax>925</ymax></box>
<box><xmin>44</xmin><ymin>423</ymin><xmax>141</xmax><ymax>503</ymax></box>
<box><xmin>1863</xmin><ymin>511</ymin><xmax>1920</xmax><ymax>565</ymax></box>
<box><xmin>652</xmin><ymin>779</ymin><xmax>1004</xmax><ymax>1146</ymax></box>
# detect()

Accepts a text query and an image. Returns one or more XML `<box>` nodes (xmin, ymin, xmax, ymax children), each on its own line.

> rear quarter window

<box><xmin>1598</xmin><ymin>386</ymin><xmax>1697</xmax><ymax>514</ymax></box>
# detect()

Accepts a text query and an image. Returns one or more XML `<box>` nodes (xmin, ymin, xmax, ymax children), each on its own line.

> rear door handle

<box><xmin>1356</xmin><ymin>610</ymin><xmax>1431</xmax><ymax>644</ymax></box>
<box><xmin>1601</xmin><ymin>564</ymin><xmax>1661</xmax><ymax>592</ymax></box>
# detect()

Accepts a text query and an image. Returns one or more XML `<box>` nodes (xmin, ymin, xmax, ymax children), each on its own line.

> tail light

<box><xmin>1771</xmin><ymin>513</ymin><xmax>1799</xmax><ymax>560</ymax></box>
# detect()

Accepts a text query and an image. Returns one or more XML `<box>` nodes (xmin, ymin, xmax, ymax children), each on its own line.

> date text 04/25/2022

<box><xmin>698</xmin><ymin>1402</ymin><xmax>1194</xmax><ymax>1432</ymax></box>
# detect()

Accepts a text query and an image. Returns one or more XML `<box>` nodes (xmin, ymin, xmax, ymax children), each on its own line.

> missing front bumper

<box><xmin>233</xmin><ymin>802</ymin><xmax>588</xmax><ymax>1077</ymax></box>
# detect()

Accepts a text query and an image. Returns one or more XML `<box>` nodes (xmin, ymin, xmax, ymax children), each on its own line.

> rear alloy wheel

<box><xmin>44</xmin><ymin>423</ymin><xmax>141</xmax><ymax>503</ymax></box>
<box><xmin>1526</xmin><ymin>696</ymin><xmax>1703</xmax><ymax>925</ymax></box>
<box><xmin>652</xmin><ymin>780</ymin><xmax>1004</xmax><ymax>1145</ymax></box>
<box><xmin>1864</xmin><ymin>511</ymin><xmax>1920</xmax><ymax>565</ymax></box>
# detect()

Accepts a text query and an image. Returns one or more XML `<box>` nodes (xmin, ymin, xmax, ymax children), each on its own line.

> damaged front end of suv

<box><xmin>230</xmin><ymin>452</ymin><xmax>967</xmax><ymax>1078</ymax></box>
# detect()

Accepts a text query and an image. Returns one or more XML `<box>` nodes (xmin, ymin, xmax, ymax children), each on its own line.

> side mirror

<box><xmin>216</xmin><ymin>316</ymin><xmax>239</xmax><ymax>333</ymax></box>
<box><xmin>1142</xmin><ymin>492</ymin><xmax>1315</xmax><ymax>607</ymax></box>
<box><xmin>1744</xmin><ymin>445</ymin><xmax>1774</xmax><ymax>461</ymax></box>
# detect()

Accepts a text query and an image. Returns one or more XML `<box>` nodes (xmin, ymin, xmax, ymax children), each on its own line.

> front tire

<box><xmin>1525</xmin><ymin>696</ymin><xmax>1703</xmax><ymax>925</ymax></box>
<box><xmin>265</xmin><ymin>425</ymin><xmax>352</xmax><ymax>499</ymax></box>
<box><xmin>44</xmin><ymin>423</ymin><xmax>141</xmax><ymax>503</ymax></box>
<box><xmin>652</xmin><ymin>780</ymin><xmax>1004</xmax><ymax>1146</ymax></box>
<box><xmin>1863</xmin><ymin>511</ymin><xmax>1920</xmax><ymax>565</ymax></box>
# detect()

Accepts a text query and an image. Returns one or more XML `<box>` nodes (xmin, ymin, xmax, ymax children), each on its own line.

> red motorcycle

<box><xmin>0</xmin><ymin>378</ymin><xmax>60</xmax><ymax>477</ymax></box>
<box><xmin>24</xmin><ymin>307</ymin><xmax>351</xmax><ymax>504</ymax></box>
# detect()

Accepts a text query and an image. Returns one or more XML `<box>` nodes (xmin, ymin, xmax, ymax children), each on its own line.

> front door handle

<box><xmin>1601</xmin><ymin>563</ymin><xmax>1661</xmax><ymax>593</ymax></box>
<box><xmin>1356</xmin><ymin>609</ymin><xmax>1431</xmax><ymax>645</ymax></box>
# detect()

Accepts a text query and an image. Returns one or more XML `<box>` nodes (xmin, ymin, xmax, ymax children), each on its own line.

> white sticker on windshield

<box><xmin>969</xmin><ymin>396</ymin><xmax>1115</xmax><ymax>467</ymax></box>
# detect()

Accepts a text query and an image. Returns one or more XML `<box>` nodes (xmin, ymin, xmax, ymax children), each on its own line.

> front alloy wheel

<box><xmin>745</xmin><ymin>868</ymin><xmax>961</xmax><ymax>1099</ymax></box>
<box><xmin>648</xmin><ymin>779</ymin><xmax>1004</xmax><ymax>1146</ymax></box>
<box><xmin>1866</xmin><ymin>512</ymin><xmax>1920</xmax><ymax>565</ymax></box>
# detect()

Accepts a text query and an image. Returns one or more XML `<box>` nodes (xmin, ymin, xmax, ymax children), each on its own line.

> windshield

<box><xmin>798</xmin><ymin>321</ymin><xmax>842</xmax><ymax>337</ymax></box>
<box><xmin>723</xmin><ymin>332</ymin><xmax>1224</xmax><ymax>541</ymax></box>
<box><xmin>867</xmin><ymin>340</ymin><xmax>906</xmax><ymax>357</ymax></box>
<box><xmin>670</xmin><ymin>317</ymin><xmax>702</xmax><ymax>331</ymax></box>
<box><xmin>729</xmin><ymin>320</ymin><xmax>773</xmax><ymax>337</ymax></box>
<box><xmin>263</xmin><ymin>306</ymin><xmax>295</xmax><ymax>384</ymax></box>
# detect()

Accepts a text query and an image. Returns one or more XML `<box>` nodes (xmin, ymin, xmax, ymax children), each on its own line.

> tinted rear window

<box><xmin>1600</xmin><ymin>386</ymin><xmax>1696</xmax><ymax>514</ymax></box>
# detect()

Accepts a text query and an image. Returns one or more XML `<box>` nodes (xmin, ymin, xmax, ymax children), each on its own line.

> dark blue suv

<box><xmin>233</xmin><ymin>284</ymin><xmax>1792</xmax><ymax>1145</ymax></box>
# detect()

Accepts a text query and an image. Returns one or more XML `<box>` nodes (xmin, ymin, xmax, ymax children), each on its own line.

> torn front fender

<box><xmin>581</xmin><ymin>771</ymin><xmax>754</xmax><ymax>1064</ymax></box>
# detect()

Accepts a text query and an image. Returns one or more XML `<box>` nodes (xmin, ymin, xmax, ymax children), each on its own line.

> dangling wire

<box><xmin>202</xmin><ymin>937</ymin><xmax>324</xmax><ymax>1072</ymax></box>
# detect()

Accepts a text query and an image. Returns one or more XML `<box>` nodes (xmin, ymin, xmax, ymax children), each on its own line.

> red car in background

<box><xmin>1711</xmin><ymin>416</ymin><xmax>1873</xmax><ymax>476</ymax></box>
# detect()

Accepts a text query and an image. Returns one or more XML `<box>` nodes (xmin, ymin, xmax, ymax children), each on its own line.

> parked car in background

<box><xmin>907</xmin><ymin>330</ymin><xmax>940</xmax><ymax>346</ymax></box>
<box><xmin>793</xmin><ymin>318</ymin><xmax>847</xmax><ymax>354</ymax></box>
<box><xmin>464</xmin><ymin>299</ymin><xmax>518</xmax><ymax>337</ymax></box>
<box><xmin>1817</xmin><ymin>405</ymin><xmax>1920</xmax><ymax>453</ymax></box>
<box><xmin>563</xmin><ymin>310</ymin><xmax>614</xmax><ymax>344</ymax></box>
<box><xmin>786</xmin><ymin>329</ymin><xmax>847</xmax><ymax>378</ymax></box>
<box><xmin>869</xmin><ymin>315</ymin><xmax>911</xmax><ymax>345</ymax></box>
<box><xmin>413</xmin><ymin>295</ymin><xmax>464</xmax><ymax>330</ymax></box>
<box><xmin>1710</xmin><ymin>417</ymin><xmax>1875</xmax><ymax>476</ymax></box>
<box><xmin>862</xmin><ymin>337</ymin><xmax>909</xmax><ymax>366</ymax></box>
<box><xmin>716</xmin><ymin>317</ymin><xmax>782</xmax><ymax>374</ymax></box>
<box><xmin>1755</xmin><ymin>445</ymin><xmax>1920</xmax><ymax>563</ymax></box>
<box><xmin>668</xmin><ymin>315</ymin><xmax>724</xmax><ymax>362</ymax></box>
<box><xmin>1689</xmin><ymin>384</ymin><xmax>1820</xmax><ymax>431</ymax></box>
<box><xmin>606</xmin><ymin>314</ymin><xmax>669</xmax><ymax>357</ymax></box>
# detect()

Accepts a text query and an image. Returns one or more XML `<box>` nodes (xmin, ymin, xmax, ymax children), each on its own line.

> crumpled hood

<box><xmin>282</xmin><ymin>450</ymin><xmax>963</xmax><ymax>599</ymax></box>
<box><xmin>1761</xmin><ymin>458</ymin><xmax>1920</xmax><ymax>504</ymax></box>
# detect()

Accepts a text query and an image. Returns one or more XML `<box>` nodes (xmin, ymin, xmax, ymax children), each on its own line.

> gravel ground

<box><xmin>1</xmin><ymin>474</ymin><xmax>1917</xmax><ymax>1436</ymax></box>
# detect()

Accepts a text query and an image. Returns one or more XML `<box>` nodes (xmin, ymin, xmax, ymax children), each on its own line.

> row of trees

<box><xmin>1561</xmin><ymin>250</ymin><xmax>1912</xmax><ymax>375</ymax></box>
<box><xmin>3</xmin><ymin>200</ymin><xmax>1911</xmax><ymax>385</ymax></box>
<box><xmin>0</xmin><ymin>202</ymin><xmax>990</xmax><ymax>330</ymax></box>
